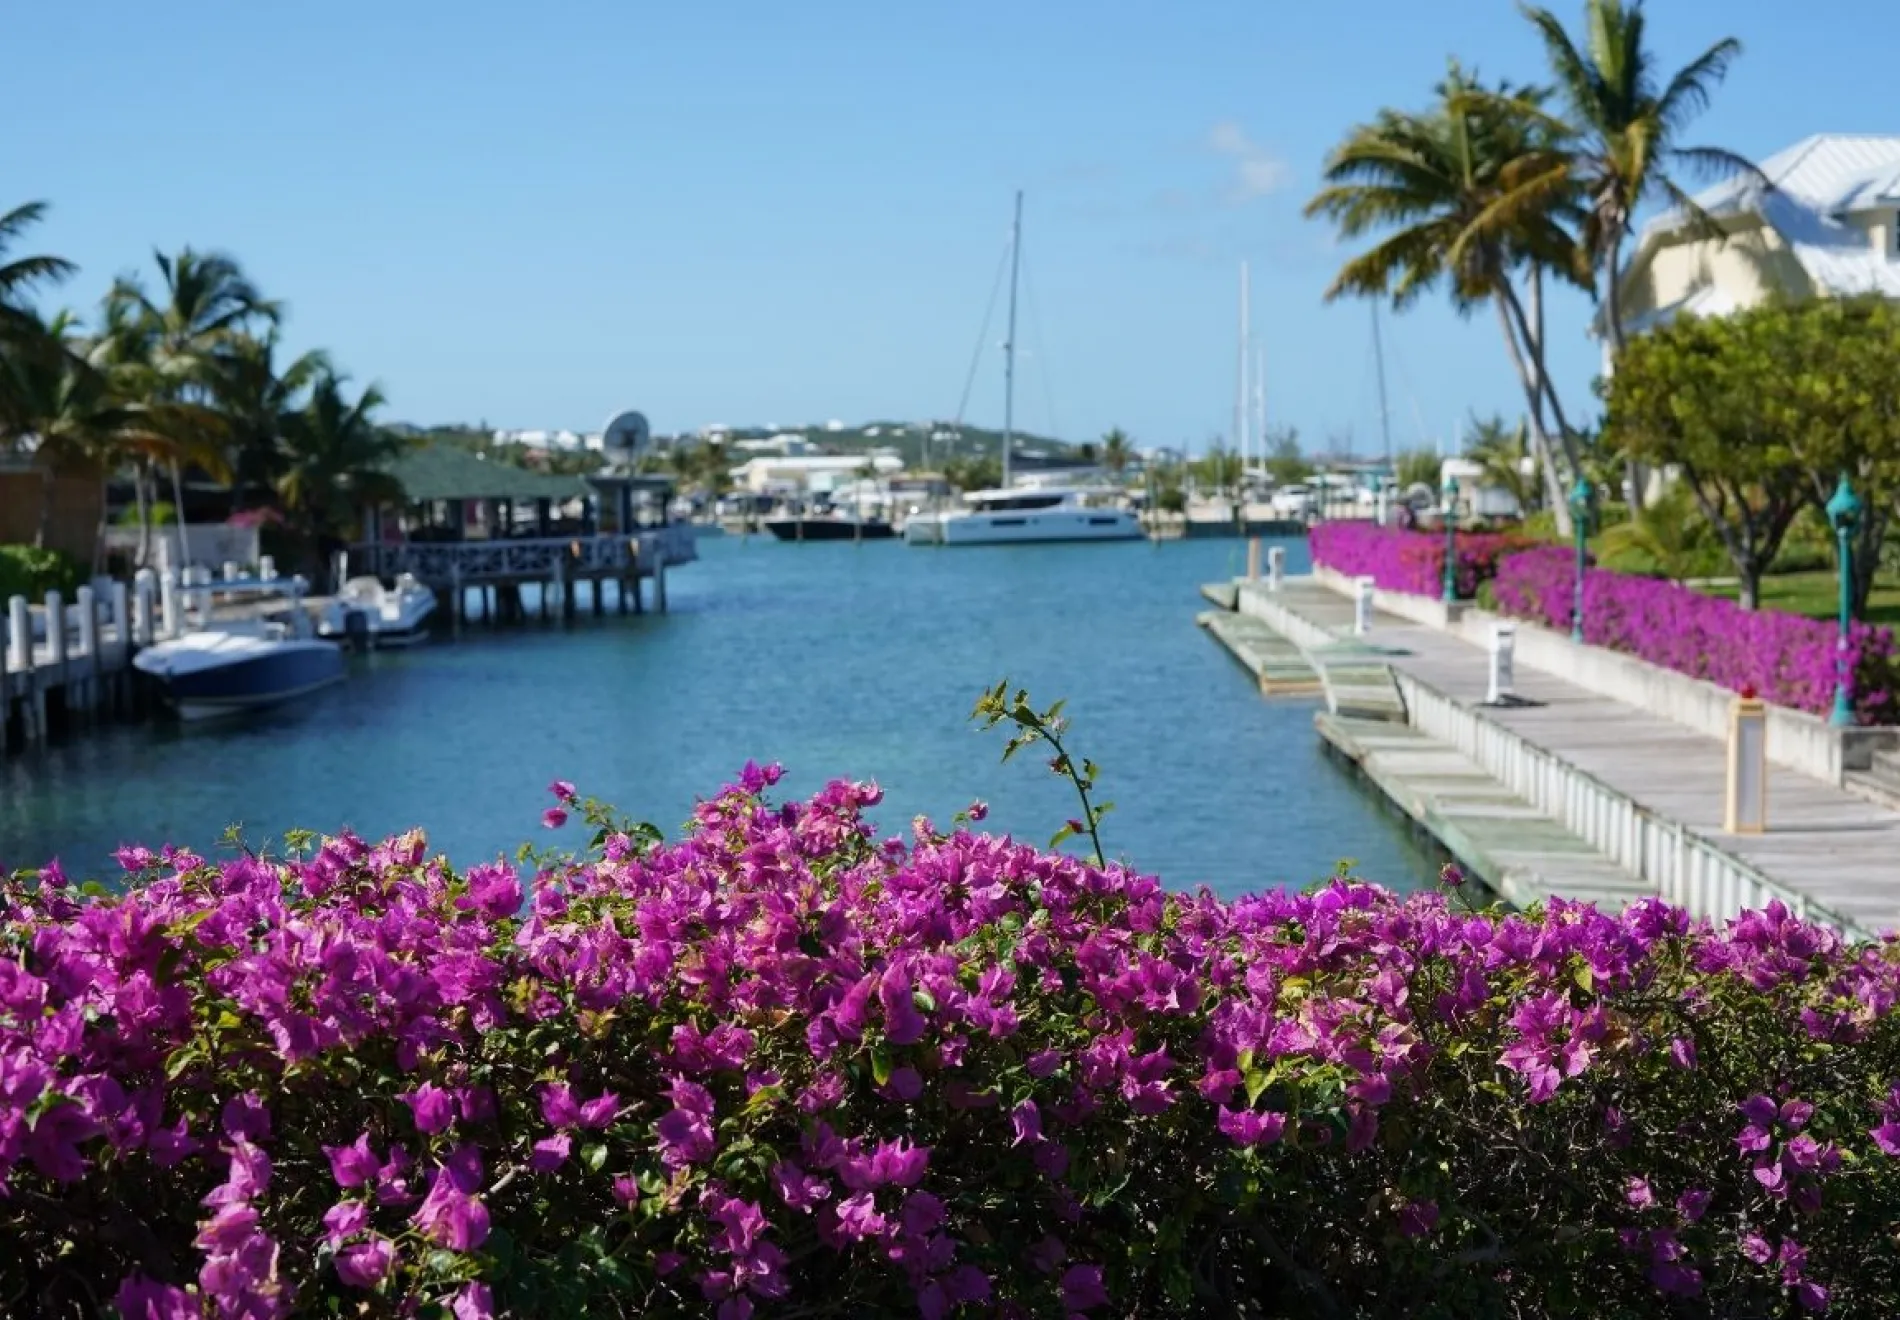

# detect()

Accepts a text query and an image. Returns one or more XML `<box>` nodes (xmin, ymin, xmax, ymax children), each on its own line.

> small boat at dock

<box><xmin>317</xmin><ymin>574</ymin><xmax>437</xmax><ymax>648</ymax></box>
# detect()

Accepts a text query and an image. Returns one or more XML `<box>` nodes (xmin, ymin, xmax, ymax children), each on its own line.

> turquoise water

<box><xmin>0</xmin><ymin>535</ymin><xmax>1440</xmax><ymax>896</ymax></box>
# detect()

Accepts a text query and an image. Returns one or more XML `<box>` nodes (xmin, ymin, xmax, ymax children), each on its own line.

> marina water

<box><xmin>0</xmin><ymin>535</ymin><xmax>1440</xmax><ymax>895</ymax></box>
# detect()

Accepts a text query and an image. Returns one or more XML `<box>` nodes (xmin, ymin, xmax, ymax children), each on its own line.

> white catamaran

<box><xmin>904</xmin><ymin>192</ymin><xmax>1142</xmax><ymax>547</ymax></box>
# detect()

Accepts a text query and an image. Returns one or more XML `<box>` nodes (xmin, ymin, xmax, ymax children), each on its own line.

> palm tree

<box><xmin>103</xmin><ymin>249</ymin><xmax>278</xmax><ymax>566</ymax></box>
<box><xmin>212</xmin><ymin>331</ymin><xmax>329</xmax><ymax>510</ymax></box>
<box><xmin>0</xmin><ymin>202</ymin><xmax>78</xmax><ymax>431</ymax></box>
<box><xmin>1307</xmin><ymin>64</ymin><xmax>1591</xmax><ymax>530</ymax></box>
<box><xmin>2</xmin><ymin>309</ymin><xmax>221</xmax><ymax>563</ymax></box>
<box><xmin>1099</xmin><ymin>428</ymin><xmax>1134</xmax><ymax>479</ymax></box>
<box><xmin>1464</xmin><ymin>413</ymin><xmax>1540</xmax><ymax>514</ymax></box>
<box><xmin>1519</xmin><ymin>0</ymin><xmax>1752</xmax><ymax>354</ymax></box>
<box><xmin>275</xmin><ymin>371</ymin><xmax>403</xmax><ymax>587</ymax></box>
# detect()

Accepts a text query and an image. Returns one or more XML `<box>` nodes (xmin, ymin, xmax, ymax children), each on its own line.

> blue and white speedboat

<box><xmin>133</xmin><ymin>578</ymin><xmax>345</xmax><ymax>720</ymax></box>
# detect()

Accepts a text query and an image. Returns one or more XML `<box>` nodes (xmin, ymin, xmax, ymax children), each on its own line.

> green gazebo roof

<box><xmin>384</xmin><ymin>444</ymin><xmax>595</xmax><ymax>503</ymax></box>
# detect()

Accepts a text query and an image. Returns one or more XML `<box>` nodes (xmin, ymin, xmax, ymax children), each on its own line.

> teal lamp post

<box><xmin>1568</xmin><ymin>475</ymin><xmax>1593</xmax><ymax>642</ymax></box>
<box><xmin>1826</xmin><ymin>472</ymin><xmax>1863</xmax><ymax>727</ymax></box>
<box><xmin>1441</xmin><ymin>475</ymin><xmax>1460</xmax><ymax>603</ymax></box>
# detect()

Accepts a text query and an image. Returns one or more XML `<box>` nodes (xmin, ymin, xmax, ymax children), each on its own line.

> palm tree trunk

<box><xmin>134</xmin><ymin>460</ymin><xmax>153</xmax><ymax>569</ymax></box>
<box><xmin>1602</xmin><ymin>236</ymin><xmax>1649</xmax><ymax>510</ymax></box>
<box><xmin>35</xmin><ymin>466</ymin><xmax>54</xmax><ymax>550</ymax></box>
<box><xmin>169</xmin><ymin>460</ymin><xmax>190</xmax><ymax>576</ymax></box>
<box><xmin>1492</xmin><ymin>292</ymin><xmax>1573</xmax><ymax>536</ymax></box>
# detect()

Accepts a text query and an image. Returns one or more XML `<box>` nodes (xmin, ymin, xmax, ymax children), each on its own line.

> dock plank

<box><xmin>1196</xmin><ymin>610</ymin><xmax>1323</xmax><ymax>695</ymax></box>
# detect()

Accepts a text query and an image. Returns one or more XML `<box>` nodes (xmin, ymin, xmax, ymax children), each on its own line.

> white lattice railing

<box><xmin>350</xmin><ymin>528</ymin><xmax>696</xmax><ymax>582</ymax></box>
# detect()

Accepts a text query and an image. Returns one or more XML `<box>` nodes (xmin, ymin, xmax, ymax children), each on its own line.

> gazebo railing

<box><xmin>349</xmin><ymin>526</ymin><xmax>696</xmax><ymax>583</ymax></box>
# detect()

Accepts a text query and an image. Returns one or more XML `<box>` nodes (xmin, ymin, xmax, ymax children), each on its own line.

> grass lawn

<box><xmin>1695</xmin><ymin>572</ymin><xmax>1900</xmax><ymax>627</ymax></box>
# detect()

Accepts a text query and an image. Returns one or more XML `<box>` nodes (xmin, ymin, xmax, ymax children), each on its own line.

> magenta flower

<box><xmin>1396</xmin><ymin>1200</ymin><xmax>1439</xmax><ymax>1238</ymax></box>
<box><xmin>542</xmin><ymin>806</ymin><xmax>569</xmax><ymax>830</ymax></box>
<box><xmin>529</xmin><ymin>1133</ymin><xmax>571</xmax><ymax>1172</ymax></box>
<box><xmin>403</xmin><ymin>1083</ymin><xmax>455</xmax><ymax>1135</ymax></box>
<box><xmin>324</xmin><ymin>1133</ymin><xmax>382</xmax><ymax>1189</ymax></box>
<box><xmin>1216</xmin><ymin>1106</ymin><xmax>1286</xmax><ymax>1147</ymax></box>
<box><xmin>450</xmin><ymin>1282</ymin><xmax>496</xmax><ymax>1320</ymax></box>
<box><xmin>548</xmin><ymin>779</ymin><xmax>577</xmax><ymax>804</ymax></box>
<box><xmin>335</xmin><ymin>1236</ymin><xmax>395</xmax><ymax>1288</ymax></box>
<box><xmin>1060</xmin><ymin>1263</ymin><xmax>1110</xmax><ymax>1312</ymax></box>
<box><xmin>1625</xmin><ymin>1177</ymin><xmax>1655</xmax><ymax>1210</ymax></box>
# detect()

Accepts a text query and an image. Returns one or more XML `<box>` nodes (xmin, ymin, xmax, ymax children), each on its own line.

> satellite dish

<box><xmin>602</xmin><ymin>410</ymin><xmax>652</xmax><ymax>458</ymax></box>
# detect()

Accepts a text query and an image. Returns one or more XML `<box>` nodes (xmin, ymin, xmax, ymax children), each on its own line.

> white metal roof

<box><xmin>1639</xmin><ymin>134</ymin><xmax>1900</xmax><ymax>304</ymax></box>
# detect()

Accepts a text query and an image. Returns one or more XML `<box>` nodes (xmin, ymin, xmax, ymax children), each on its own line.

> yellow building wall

<box><xmin>1620</xmin><ymin>221</ymin><xmax>1815</xmax><ymax>320</ymax></box>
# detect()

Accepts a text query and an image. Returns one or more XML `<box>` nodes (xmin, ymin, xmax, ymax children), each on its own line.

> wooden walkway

<box><xmin>1196</xmin><ymin>609</ymin><xmax>1321</xmax><ymax>695</ymax></box>
<box><xmin>1256</xmin><ymin>578</ymin><xmax>1900</xmax><ymax>935</ymax></box>
<box><xmin>1320</xmin><ymin>713</ymin><xmax>1652</xmax><ymax>913</ymax></box>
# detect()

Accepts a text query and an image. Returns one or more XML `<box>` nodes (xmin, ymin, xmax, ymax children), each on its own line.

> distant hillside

<box><xmin>666</xmin><ymin>421</ymin><xmax>1081</xmax><ymax>471</ymax></box>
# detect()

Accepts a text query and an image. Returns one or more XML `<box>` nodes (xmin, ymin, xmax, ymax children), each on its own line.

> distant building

<box><xmin>733</xmin><ymin>453</ymin><xmax>905</xmax><ymax>494</ymax></box>
<box><xmin>1612</xmin><ymin>133</ymin><xmax>1900</xmax><ymax>343</ymax></box>
<box><xmin>732</xmin><ymin>433</ymin><xmax>814</xmax><ymax>457</ymax></box>
<box><xmin>491</xmin><ymin>428</ymin><xmax>603</xmax><ymax>452</ymax></box>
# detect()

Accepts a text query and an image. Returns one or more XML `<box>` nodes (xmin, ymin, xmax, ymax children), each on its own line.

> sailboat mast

<box><xmin>1371</xmin><ymin>300</ymin><xmax>1394</xmax><ymax>467</ymax></box>
<box><xmin>1001</xmin><ymin>190</ymin><xmax>1023</xmax><ymax>490</ymax></box>
<box><xmin>1236</xmin><ymin>261</ymin><xmax>1251</xmax><ymax>476</ymax></box>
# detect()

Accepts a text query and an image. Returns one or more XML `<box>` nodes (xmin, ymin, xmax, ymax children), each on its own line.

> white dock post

<box><xmin>259</xmin><ymin>554</ymin><xmax>277</xmax><ymax>581</ymax></box>
<box><xmin>1353</xmin><ymin>576</ymin><xmax>1375</xmax><ymax>636</ymax></box>
<box><xmin>1725</xmin><ymin>691</ymin><xmax>1769</xmax><ymax>834</ymax></box>
<box><xmin>1266</xmin><ymin>546</ymin><xmax>1285</xmax><ymax>592</ymax></box>
<box><xmin>160</xmin><ymin>570</ymin><xmax>181</xmax><ymax>639</ymax></box>
<box><xmin>109</xmin><ymin>578</ymin><xmax>128</xmax><ymax>642</ymax></box>
<box><xmin>134</xmin><ymin>570</ymin><xmax>157</xmax><ymax>646</ymax></box>
<box><xmin>1246</xmin><ymin>537</ymin><xmax>1261</xmax><ymax>582</ymax></box>
<box><xmin>222</xmin><ymin>560</ymin><xmax>240</xmax><ymax>582</ymax></box>
<box><xmin>44</xmin><ymin>589</ymin><xmax>67</xmax><ymax>678</ymax></box>
<box><xmin>7</xmin><ymin>595</ymin><xmax>37</xmax><ymax>745</ymax></box>
<box><xmin>1487</xmin><ymin>623</ymin><xmax>1517</xmax><ymax>704</ymax></box>
<box><xmin>7</xmin><ymin>596</ymin><xmax>28</xmax><ymax>675</ymax></box>
<box><xmin>75</xmin><ymin>585</ymin><xmax>98</xmax><ymax>713</ymax></box>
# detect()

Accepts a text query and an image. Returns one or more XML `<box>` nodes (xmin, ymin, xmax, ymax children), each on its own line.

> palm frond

<box><xmin>1656</xmin><ymin>38</ymin><xmax>1743</xmax><ymax>132</ymax></box>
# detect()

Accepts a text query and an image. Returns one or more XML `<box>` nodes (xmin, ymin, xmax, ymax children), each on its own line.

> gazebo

<box><xmin>348</xmin><ymin>444</ymin><xmax>696</xmax><ymax>623</ymax></box>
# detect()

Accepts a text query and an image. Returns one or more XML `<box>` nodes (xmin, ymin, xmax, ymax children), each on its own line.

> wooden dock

<box><xmin>1196</xmin><ymin>608</ymin><xmax>1322</xmax><ymax>695</ymax></box>
<box><xmin>1319</xmin><ymin>713</ymin><xmax>1652</xmax><ymax>913</ymax></box>
<box><xmin>2</xmin><ymin>589</ymin><xmax>139</xmax><ymax>754</ymax></box>
<box><xmin>1237</xmin><ymin>578</ymin><xmax>1900</xmax><ymax>936</ymax></box>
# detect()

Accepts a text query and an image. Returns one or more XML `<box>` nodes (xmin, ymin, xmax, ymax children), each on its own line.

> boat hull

<box><xmin>924</xmin><ymin>510</ymin><xmax>1145</xmax><ymax>545</ymax></box>
<box><xmin>138</xmin><ymin>639</ymin><xmax>346</xmax><ymax>720</ymax></box>
<box><xmin>764</xmin><ymin>518</ymin><xmax>897</xmax><ymax>542</ymax></box>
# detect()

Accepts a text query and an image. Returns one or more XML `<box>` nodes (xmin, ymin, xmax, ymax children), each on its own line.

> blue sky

<box><xmin>2</xmin><ymin>0</ymin><xmax>1873</xmax><ymax>454</ymax></box>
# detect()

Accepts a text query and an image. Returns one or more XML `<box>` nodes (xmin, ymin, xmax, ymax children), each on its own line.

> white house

<box><xmin>1612</xmin><ymin>133</ymin><xmax>1900</xmax><ymax>341</ymax></box>
<box><xmin>732</xmin><ymin>453</ymin><xmax>905</xmax><ymax>494</ymax></box>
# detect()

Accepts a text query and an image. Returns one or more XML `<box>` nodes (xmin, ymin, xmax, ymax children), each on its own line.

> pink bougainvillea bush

<box><xmin>1309</xmin><ymin>523</ymin><xmax>1529</xmax><ymax>601</ymax></box>
<box><xmin>1494</xmin><ymin>547</ymin><xmax>1900</xmax><ymax>724</ymax></box>
<box><xmin>5</xmin><ymin>772</ymin><xmax>1900</xmax><ymax>1318</ymax></box>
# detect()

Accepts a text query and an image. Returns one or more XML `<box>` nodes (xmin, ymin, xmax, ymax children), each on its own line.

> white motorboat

<box><xmin>133</xmin><ymin>579</ymin><xmax>345</xmax><ymax>720</ymax></box>
<box><xmin>906</xmin><ymin>486</ymin><xmax>1142</xmax><ymax>545</ymax></box>
<box><xmin>317</xmin><ymin>574</ymin><xmax>437</xmax><ymax>648</ymax></box>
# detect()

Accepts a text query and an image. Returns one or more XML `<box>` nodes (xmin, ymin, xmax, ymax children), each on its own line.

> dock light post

<box><xmin>1440</xmin><ymin>475</ymin><xmax>1459</xmax><ymax>603</ymax></box>
<box><xmin>1826</xmin><ymin>472</ymin><xmax>1863</xmax><ymax>728</ymax></box>
<box><xmin>1568</xmin><ymin>475</ymin><xmax>1593</xmax><ymax>643</ymax></box>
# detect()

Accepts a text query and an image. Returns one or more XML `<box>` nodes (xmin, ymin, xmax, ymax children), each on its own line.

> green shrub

<box><xmin>0</xmin><ymin>544</ymin><xmax>84</xmax><ymax>601</ymax></box>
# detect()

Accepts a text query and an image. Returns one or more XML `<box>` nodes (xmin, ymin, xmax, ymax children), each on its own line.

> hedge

<box><xmin>1495</xmin><ymin>546</ymin><xmax>1900</xmax><ymax>724</ymax></box>
<box><xmin>4</xmin><ymin>771</ymin><xmax>1899</xmax><ymax>1317</ymax></box>
<box><xmin>1308</xmin><ymin>523</ymin><xmax>1528</xmax><ymax>601</ymax></box>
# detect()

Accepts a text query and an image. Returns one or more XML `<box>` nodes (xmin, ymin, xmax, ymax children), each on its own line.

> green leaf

<box><xmin>871</xmin><ymin>1042</ymin><xmax>894</xmax><ymax>1087</ymax></box>
<box><xmin>1049</xmin><ymin>823</ymin><xmax>1077</xmax><ymax>849</ymax></box>
<box><xmin>1244</xmin><ymin>1069</ymin><xmax>1271</xmax><ymax>1106</ymax></box>
<box><xmin>582</xmin><ymin>1142</ymin><xmax>609</xmax><ymax>1173</ymax></box>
